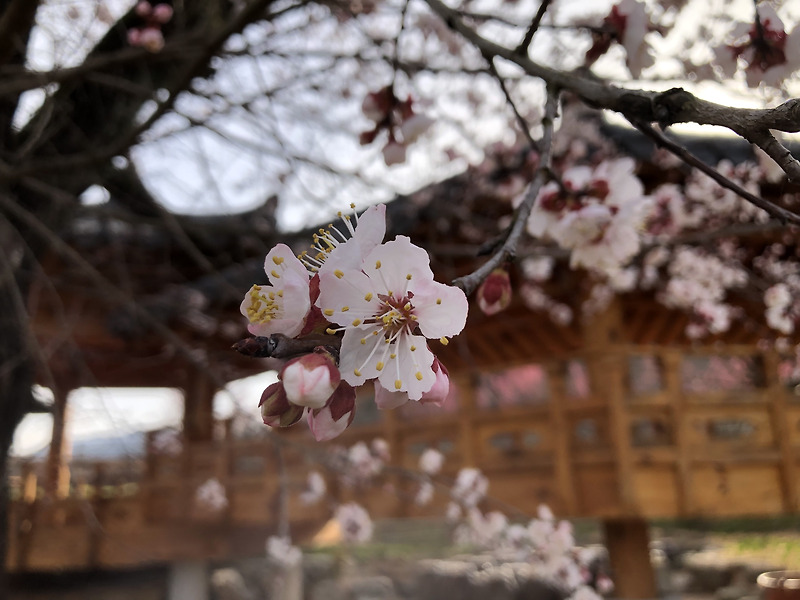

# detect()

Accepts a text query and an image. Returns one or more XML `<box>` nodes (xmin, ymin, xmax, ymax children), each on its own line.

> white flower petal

<box><xmin>412</xmin><ymin>281</ymin><xmax>469</xmax><ymax>339</ymax></box>
<box><xmin>363</xmin><ymin>236</ymin><xmax>434</xmax><ymax>295</ymax></box>
<box><xmin>316</xmin><ymin>269</ymin><xmax>381</xmax><ymax>326</ymax></box>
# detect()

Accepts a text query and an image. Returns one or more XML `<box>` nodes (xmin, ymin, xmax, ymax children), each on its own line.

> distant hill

<box><xmin>33</xmin><ymin>431</ymin><xmax>146</xmax><ymax>461</ymax></box>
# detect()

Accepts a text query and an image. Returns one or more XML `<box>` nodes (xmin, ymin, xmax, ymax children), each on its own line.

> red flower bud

<box><xmin>259</xmin><ymin>382</ymin><xmax>304</xmax><ymax>428</ymax></box>
<box><xmin>477</xmin><ymin>268</ymin><xmax>512</xmax><ymax>315</ymax></box>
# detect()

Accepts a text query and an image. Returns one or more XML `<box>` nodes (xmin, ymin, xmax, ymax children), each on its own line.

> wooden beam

<box><xmin>183</xmin><ymin>370</ymin><xmax>215</xmax><ymax>443</ymax></box>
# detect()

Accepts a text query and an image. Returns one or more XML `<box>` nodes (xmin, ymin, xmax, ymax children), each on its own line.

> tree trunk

<box><xmin>0</xmin><ymin>238</ymin><xmax>36</xmax><ymax>593</ymax></box>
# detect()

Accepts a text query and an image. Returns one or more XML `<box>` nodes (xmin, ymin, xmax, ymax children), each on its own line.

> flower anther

<box><xmin>240</xmin><ymin>244</ymin><xmax>311</xmax><ymax>338</ymax></box>
<box><xmin>299</xmin><ymin>204</ymin><xmax>386</xmax><ymax>275</ymax></box>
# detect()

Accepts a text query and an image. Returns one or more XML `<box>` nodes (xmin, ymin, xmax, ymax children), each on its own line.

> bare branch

<box><xmin>515</xmin><ymin>0</ymin><xmax>553</xmax><ymax>55</ymax></box>
<box><xmin>487</xmin><ymin>60</ymin><xmax>539</xmax><ymax>152</ymax></box>
<box><xmin>233</xmin><ymin>334</ymin><xmax>341</xmax><ymax>360</ymax></box>
<box><xmin>424</xmin><ymin>0</ymin><xmax>800</xmax><ymax>187</ymax></box>
<box><xmin>452</xmin><ymin>87</ymin><xmax>559</xmax><ymax>296</ymax></box>
<box><xmin>631</xmin><ymin>119</ymin><xmax>800</xmax><ymax>226</ymax></box>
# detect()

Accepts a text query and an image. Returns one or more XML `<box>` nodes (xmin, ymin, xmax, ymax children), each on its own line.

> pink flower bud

<box><xmin>259</xmin><ymin>382</ymin><xmax>304</xmax><ymax>428</ymax></box>
<box><xmin>477</xmin><ymin>267</ymin><xmax>512</xmax><ymax>316</ymax></box>
<box><xmin>127</xmin><ymin>28</ymin><xmax>142</xmax><ymax>46</ymax></box>
<box><xmin>307</xmin><ymin>382</ymin><xmax>356</xmax><ymax>442</ymax></box>
<box><xmin>139</xmin><ymin>27</ymin><xmax>165</xmax><ymax>52</ymax></box>
<box><xmin>135</xmin><ymin>1</ymin><xmax>152</xmax><ymax>17</ymax></box>
<box><xmin>419</xmin><ymin>358</ymin><xmax>450</xmax><ymax>406</ymax></box>
<box><xmin>280</xmin><ymin>349</ymin><xmax>340</xmax><ymax>409</ymax></box>
<box><xmin>152</xmin><ymin>4</ymin><xmax>173</xmax><ymax>23</ymax></box>
<box><xmin>382</xmin><ymin>141</ymin><xmax>406</xmax><ymax>166</ymax></box>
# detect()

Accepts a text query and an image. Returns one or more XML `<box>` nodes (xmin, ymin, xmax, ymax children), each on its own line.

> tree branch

<box><xmin>631</xmin><ymin>119</ymin><xmax>800</xmax><ymax>226</ymax></box>
<box><xmin>515</xmin><ymin>0</ymin><xmax>553</xmax><ymax>55</ymax></box>
<box><xmin>452</xmin><ymin>87</ymin><xmax>559</xmax><ymax>296</ymax></box>
<box><xmin>424</xmin><ymin>0</ymin><xmax>800</xmax><ymax>186</ymax></box>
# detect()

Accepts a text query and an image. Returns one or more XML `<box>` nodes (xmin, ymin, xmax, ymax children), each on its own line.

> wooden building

<box><xmin>8</xmin><ymin>131</ymin><xmax>800</xmax><ymax>599</ymax></box>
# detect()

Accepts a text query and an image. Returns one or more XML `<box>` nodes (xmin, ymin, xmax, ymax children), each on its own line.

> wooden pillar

<box><xmin>183</xmin><ymin>370</ymin><xmax>216</xmax><ymax>443</ymax></box>
<box><xmin>44</xmin><ymin>386</ymin><xmax>71</xmax><ymax>498</ymax></box>
<box><xmin>584</xmin><ymin>298</ymin><xmax>635</xmax><ymax>510</ymax></box>
<box><xmin>546</xmin><ymin>362</ymin><xmax>577</xmax><ymax>515</ymax></box>
<box><xmin>764</xmin><ymin>350</ymin><xmax>799</xmax><ymax>512</ymax></box>
<box><xmin>586</xmin><ymin>299</ymin><xmax>657</xmax><ymax>599</ymax></box>
<box><xmin>603</xmin><ymin>518</ymin><xmax>657</xmax><ymax>599</ymax></box>
<box><xmin>662</xmin><ymin>349</ymin><xmax>692</xmax><ymax>515</ymax></box>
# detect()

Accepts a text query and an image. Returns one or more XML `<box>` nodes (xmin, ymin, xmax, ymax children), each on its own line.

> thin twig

<box><xmin>486</xmin><ymin>59</ymin><xmax>539</xmax><ymax>152</ymax></box>
<box><xmin>631</xmin><ymin>119</ymin><xmax>800</xmax><ymax>226</ymax></box>
<box><xmin>452</xmin><ymin>87</ymin><xmax>559</xmax><ymax>296</ymax></box>
<box><xmin>515</xmin><ymin>0</ymin><xmax>553</xmax><ymax>55</ymax></box>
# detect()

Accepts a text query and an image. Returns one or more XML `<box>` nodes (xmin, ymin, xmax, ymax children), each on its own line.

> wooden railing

<box><xmin>8</xmin><ymin>344</ymin><xmax>800</xmax><ymax>572</ymax></box>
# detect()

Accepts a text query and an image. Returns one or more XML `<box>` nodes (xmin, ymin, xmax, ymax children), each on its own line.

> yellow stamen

<box><xmin>375</xmin><ymin>260</ymin><xmax>381</xmax><ymax>269</ymax></box>
<box><xmin>440</xmin><ymin>337</ymin><xmax>449</xmax><ymax>345</ymax></box>
<box><xmin>271</xmin><ymin>270</ymin><xmax>280</xmax><ymax>278</ymax></box>
<box><xmin>406</xmin><ymin>273</ymin><xmax>412</xmax><ymax>280</ymax></box>
<box><xmin>334</xmin><ymin>269</ymin><xmax>344</xmax><ymax>279</ymax></box>
<box><xmin>352</xmin><ymin>318</ymin><xmax>361</xmax><ymax>326</ymax></box>
<box><xmin>323</xmin><ymin>309</ymin><xmax>334</xmax><ymax>316</ymax></box>
<box><xmin>354</xmin><ymin>368</ymin><xmax>362</xmax><ymax>377</ymax></box>
<box><xmin>272</xmin><ymin>256</ymin><xmax>285</xmax><ymax>265</ymax></box>
<box><xmin>390</xmin><ymin>353</ymin><xmax>396</xmax><ymax>359</ymax></box>
<box><xmin>410</xmin><ymin>345</ymin><xmax>416</xmax><ymax>351</ymax></box>
<box><xmin>326</xmin><ymin>328</ymin><xmax>337</xmax><ymax>335</ymax></box>
<box><xmin>341</xmin><ymin>306</ymin><xmax>349</xmax><ymax>312</ymax></box>
<box><xmin>415</xmin><ymin>372</ymin><xmax>423</xmax><ymax>381</ymax></box>
<box><xmin>395</xmin><ymin>379</ymin><xmax>402</xmax><ymax>390</ymax></box>
<box><xmin>376</xmin><ymin>362</ymin><xmax>384</xmax><ymax>371</ymax></box>
<box><xmin>364</xmin><ymin>293</ymin><xmax>373</xmax><ymax>301</ymax></box>
<box><xmin>436</xmin><ymin>298</ymin><xmax>442</xmax><ymax>305</ymax></box>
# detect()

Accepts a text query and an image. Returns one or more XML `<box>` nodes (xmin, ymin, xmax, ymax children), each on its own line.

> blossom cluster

<box><xmin>275</xmin><ymin>441</ymin><xmax>612</xmax><ymax>598</ymax></box>
<box><xmin>241</xmin><ymin>204</ymin><xmax>468</xmax><ymax>441</ymax></box>
<box><xmin>584</xmin><ymin>0</ymin><xmax>656</xmax><ymax>78</ymax></box>
<box><xmin>526</xmin><ymin>158</ymin><xmax>653</xmax><ymax>278</ymax></box>
<box><xmin>712</xmin><ymin>4</ymin><xmax>800</xmax><ymax>88</ymax></box>
<box><xmin>445</xmin><ymin>470</ymin><xmax>611</xmax><ymax>600</ymax></box>
<box><xmin>505</xmin><ymin>106</ymin><xmax>797</xmax><ymax>340</ymax></box>
<box><xmin>359</xmin><ymin>87</ymin><xmax>435</xmax><ymax>166</ymax></box>
<box><xmin>194</xmin><ymin>477</ymin><xmax>228</xmax><ymax>513</ymax></box>
<box><xmin>127</xmin><ymin>1</ymin><xmax>173</xmax><ymax>53</ymax></box>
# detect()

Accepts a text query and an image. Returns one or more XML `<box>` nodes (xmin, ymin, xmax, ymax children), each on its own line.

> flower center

<box><xmin>376</xmin><ymin>293</ymin><xmax>415</xmax><ymax>338</ymax></box>
<box><xmin>247</xmin><ymin>285</ymin><xmax>284</xmax><ymax>324</ymax></box>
